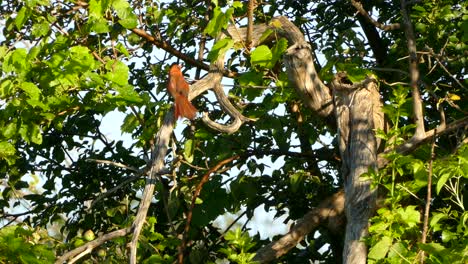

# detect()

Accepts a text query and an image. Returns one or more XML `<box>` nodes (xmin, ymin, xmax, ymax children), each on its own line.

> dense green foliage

<box><xmin>0</xmin><ymin>0</ymin><xmax>467</xmax><ymax>263</ymax></box>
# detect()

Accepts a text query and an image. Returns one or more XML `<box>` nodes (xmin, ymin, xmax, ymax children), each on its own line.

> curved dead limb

<box><xmin>202</xmin><ymin>82</ymin><xmax>255</xmax><ymax>134</ymax></box>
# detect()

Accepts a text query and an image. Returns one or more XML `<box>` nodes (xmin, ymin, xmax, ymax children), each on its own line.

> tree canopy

<box><xmin>0</xmin><ymin>0</ymin><xmax>467</xmax><ymax>263</ymax></box>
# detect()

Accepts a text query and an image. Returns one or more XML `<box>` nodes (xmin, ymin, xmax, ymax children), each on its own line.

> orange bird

<box><xmin>167</xmin><ymin>64</ymin><xmax>197</xmax><ymax>120</ymax></box>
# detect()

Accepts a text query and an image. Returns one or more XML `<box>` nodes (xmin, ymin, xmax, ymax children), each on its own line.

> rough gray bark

<box><xmin>227</xmin><ymin>16</ymin><xmax>334</xmax><ymax>120</ymax></box>
<box><xmin>332</xmin><ymin>73</ymin><xmax>384</xmax><ymax>264</ymax></box>
<box><xmin>229</xmin><ymin>16</ymin><xmax>379</xmax><ymax>263</ymax></box>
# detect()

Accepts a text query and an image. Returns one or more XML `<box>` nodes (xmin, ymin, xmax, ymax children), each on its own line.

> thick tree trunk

<box><xmin>332</xmin><ymin>73</ymin><xmax>384</xmax><ymax>264</ymax></box>
<box><xmin>227</xmin><ymin>16</ymin><xmax>385</xmax><ymax>263</ymax></box>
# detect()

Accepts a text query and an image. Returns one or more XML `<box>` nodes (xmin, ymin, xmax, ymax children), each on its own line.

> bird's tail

<box><xmin>175</xmin><ymin>95</ymin><xmax>197</xmax><ymax>120</ymax></box>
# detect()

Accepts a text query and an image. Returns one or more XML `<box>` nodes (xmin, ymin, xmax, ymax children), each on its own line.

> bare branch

<box><xmin>424</xmin><ymin>47</ymin><xmax>467</xmax><ymax>91</ymax></box>
<box><xmin>86</xmin><ymin>159</ymin><xmax>140</xmax><ymax>173</ymax></box>
<box><xmin>400</xmin><ymin>0</ymin><xmax>426</xmax><ymax>140</ymax></box>
<box><xmin>420</xmin><ymin>128</ymin><xmax>437</xmax><ymax>263</ymax></box>
<box><xmin>202</xmin><ymin>83</ymin><xmax>254</xmax><ymax>134</ymax></box>
<box><xmin>128</xmin><ymin>109</ymin><xmax>175</xmax><ymax>263</ymax></box>
<box><xmin>133</xmin><ymin>28</ymin><xmax>239</xmax><ymax>79</ymax></box>
<box><xmin>253</xmin><ymin>190</ymin><xmax>345</xmax><ymax>263</ymax></box>
<box><xmin>178</xmin><ymin>155</ymin><xmax>240</xmax><ymax>264</ymax></box>
<box><xmin>246</xmin><ymin>0</ymin><xmax>256</xmax><ymax>50</ymax></box>
<box><xmin>350</xmin><ymin>0</ymin><xmax>401</xmax><ymax>31</ymax></box>
<box><xmin>378</xmin><ymin>116</ymin><xmax>468</xmax><ymax>167</ymax></box>
<box><xmin>55</xmin><ymin>227</ymin><xmax>132</xmax><ymax>264</ymax></box>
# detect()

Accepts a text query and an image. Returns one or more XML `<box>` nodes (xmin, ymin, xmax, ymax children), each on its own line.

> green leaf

<box><xmin>270</xmin><ymin>38</ymin><xmax>288</xmax><ymax>67</ymax></box>
<box><xmin>0</xmin><ymin>141</ymin><xmax>16</xmax><ymax>160</ymax></box>
<box><xmin>68</xmin><ymin>46</ymin><xmax>96</xmax><ymax>72</ymax></box>
<box><xmin>118</xmin><ymin>13</ymin><xmax>138</xmax><ymax>29</ymax></box>
<box><xmin>3</xmin><ymin>48</ymin><xmax>28</xmax><ymax>73</ymax></box>
<box><xmin>0</xmin><ymin>79</ymin><xmax>15</xmax><ymax>98</ymax></box>
<box><xmin>106</xmin><ymin>60</ymin><xmax>129</xmax><ymax>86</ymax></box>
<box><xmin>418</xmin><ymin>242</ymin><xmax>446</xmax><ymax>254</ymax></box>
<box><xmin>88</xmin><ymin>0</ymin><xmax>104</xmax><ymax>17</ymax></box>
<box><xmin>19</xmin><ymin>123</ymin><xmax>43</xmax><ymax>145</ymax></box>
<box><xmin>21</xmin><ymin>82</ymin><xmax>41</xmax><ymax>100</ymax></box>
<box><xmin>0</xmin><ymin>45</ymin><xmax>7</xmax><ymax>59</ymax></box>
<box><xmin>90</xmin><ymin>18</ymin><xmax>111</xmax><ymax>33</ymax></box>
<box><xmin>368</xmin><ymin>236</ymin><xmax>392</xmax><ymax>261</ymax></box>
<box><xmin>251</xmin><ymin>45</ymin><xmax>272</xmax><ymax>67</ymax></box>
<box><xmin>387</xmin><ymin>241</ymin><xmax>409</xmax><ymax>258</ymax></box>
<box><xmin>183</xmin><ymin>139</ymin><xmax>195</xmax><ymax>163</ymax></box>
<box><xmin>436</xmin><ymin>169</ymin><xmax>453</xmax><ymax>194</ymax></box>
<box><xmin>121</xmin><ymin>113</ymin><xmax>140</xmax><ymax>133</ymax></box>
<box><xmin>238</xmin><ymin>71</ymin><xmax>263</xmax><ymax>87</ymax></box>
<box><xmin>207</xmin><ymin>38</ymin><xmax>234</xmax><ymax>62</ymax></box>
<box><xmin>238</xmin><ymin>71</ymin><xmax>264</xmax><ymax>100</ymax></box>
<box><xmin>115</xmin><ymin>42</ymin><xmax>130</xmax><ymax>57</ymax></box>
<box><xmin>441</xmin><ymin>230</ymin><xmax>457</xmax><ymax>243</ymax></box>
<box><xmin>112</xmin><ymin>0</ymin><xmax>138</xmax><ymax>29</ymax></box>
<box><xmin>31</xmin><ymin>19</ymin><xmax>50</xmax><ymax>37</ymax></box>
<box><xmin>3</xmin><ymin>121</ymin><xmax>18</xmax><ymax>138</ymax></box>
<box><xmin>114</xmin><ymin>84</ymin><xmax>143</xmax><ymax>103</ymax></box>
<box><xmin>204</xmin><ymin>6</ymin><xmax>232</xmax><ymax>37</ymax></box>
<box><xmin>397</xmin><ymin>206</ymin><xmax>420</xmax><ymax>227</ymax></box>
<box><xmin>430</xmin><ymin>212</ymin><xmax>447</xmax><ymax>232</ymax></box>
<box><xmin>290</xmin><ymin>171</ymin><xmax>306</xmax><ymax>193</ymax></box>
<box><xmin>15</xmin><ymin>6</ymin><xmax>31</xmax><ymax>30</ymax></box>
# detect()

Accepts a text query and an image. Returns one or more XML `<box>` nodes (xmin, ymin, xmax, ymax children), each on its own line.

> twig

<box><xmin>378</xmin><ymin>116</ymin><xmax>468</xmax><ymax>168</ymax></box>
<box><xmin>195</xmin><ymin>0</ymin><xmax>210</xmax><ymax>80</ymax></box>
<box><xmin>131</xmin><ymin>28</ymin><xmax>237</xmax><ymax>78</ymax></box>
<box><xmin>177</xmin><ymin>155</ymin><xmax>240</xmax><ymax>264</ymax></box>
<box><xmin>420</xmin><ymin>128</ymin><xmax>437</xmax><ymax>263</ymax></box>
<box><xmin>90</xmin><ymin>175</ymin><xmax>140</xmax><ymax>208</ymax></box>
<box><xmin>86</xmin><ymin>159</ymin><xmax>140</xmax><ymax>173</ymax></box>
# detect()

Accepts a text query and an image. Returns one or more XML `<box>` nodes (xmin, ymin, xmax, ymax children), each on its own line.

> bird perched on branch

<box><xmin>167</xmin><ymin>64</ymin><xmax>197</xmax><ymax>120</ymax></box>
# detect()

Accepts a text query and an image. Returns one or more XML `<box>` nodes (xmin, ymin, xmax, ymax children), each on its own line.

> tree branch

<box><xmin>253</xmin><ymin>190</ymin><xmax>345</xmax><ymax>263</ymax></box>
<box><xmin>333</xmin><ymin>74</ymin><xmax>383</xmax><ymax>264</ymax></box>
<box><xmin>131</xmin><ymin>28</ymin><xmax>237</xmax><ymax>79</ymax></box>
<box><xmin>202</xmin><ymin>83</ymin><xmax>255</xmax><ymax>134</ymax></box>
<box><xmin>400</xmin><ymin>0</ymin><xmax>425</xmax><ymax>140</ymax></box>
<box><xmin>350</xmin><ymin>0</ymin><xmax>401</xmax><ymax>31</ymax></box>
<box><xmin>178</xmin><ymin>155</ymin><xmax>240</xmax><ymax>263</ymax></box>
<box><xmin>246</xmin><ymin>0</ymin><xmax>256</xmax><ymax>50</ymax></box>
<box><xmin>378</xmin><ymin>115</ymin><xmax>468</xmax><ymax>167</ymax></box>
<box><xmin>128</xmin><ymin>110</ymin><xmax>175</xmax><ymax>264</ymax></box>
<box><xmin>420</xmin><ymin>128</ymin><xmax>437</xmax><ymax>263</ymax></box>
<box><xmin>55</xmin><ymin>227</ymin><xmax>132</xmax><ymax>264</ymax></box>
